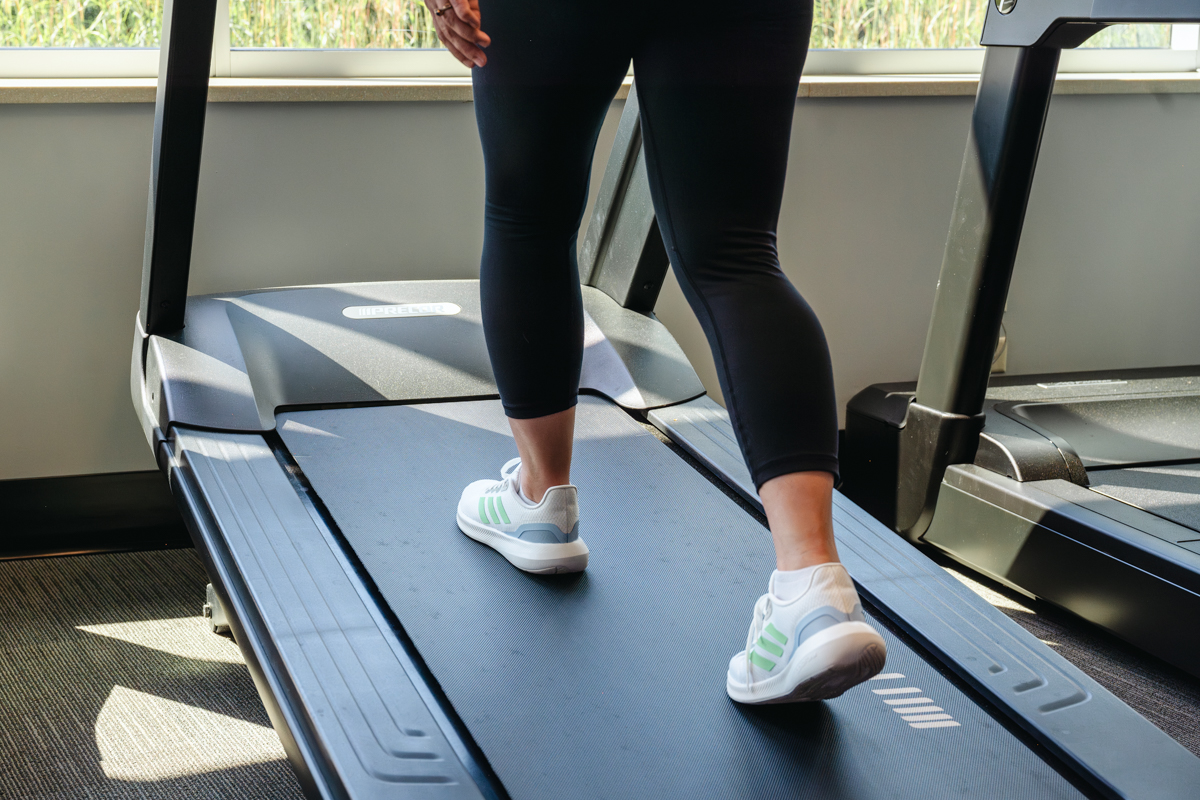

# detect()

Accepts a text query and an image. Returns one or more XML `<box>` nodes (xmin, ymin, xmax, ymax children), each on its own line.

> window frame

<box><xmin>0</xmin><ymin>0</ymin><xmax>1195</xmax><ymax>81</ymax></box>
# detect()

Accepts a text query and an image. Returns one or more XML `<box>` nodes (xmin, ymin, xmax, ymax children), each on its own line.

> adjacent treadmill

<box><xmin>842</xmin><ymin>3</ymin><xmax>1200</xmax><ymax>682</ymax></box>
<box><xmin>131</xmin><ymin>2</ymin><xmax>1200</xmax><ymax>798</ymax></box>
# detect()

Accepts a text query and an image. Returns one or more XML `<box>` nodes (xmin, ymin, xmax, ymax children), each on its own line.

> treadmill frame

<box><xmin>842</xmin><ymin>1</ymin><xmax>1200</xmax><ymax>677</ymax></box>
<box><xmin>131</xmin><ymin>1</ymin><xmax>1200</xmax><ymax>798</ymax></box>
<box><xmin>894</xmin><ymin>1</ymin><xmax>1200</xmax><ymax>539</ymax></box>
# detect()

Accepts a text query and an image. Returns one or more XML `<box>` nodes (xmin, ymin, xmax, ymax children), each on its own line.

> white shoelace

<box><xmin>491</xmin><ymin>457</ymin><xmax>521</xmax><ymax>497</ymax></box>
<box><xmin>500</xmin><ymin>457</ymin><xmax>521</xmax><ymax>482</ymax></box>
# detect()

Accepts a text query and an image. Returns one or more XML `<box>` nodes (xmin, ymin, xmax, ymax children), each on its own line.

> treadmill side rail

<box><xmin>168</xmin><ymin>426</ymin><xmax>489</xmax><ymax>800</ymax></box>
<box><xmin>652</xmin><ymin>396</ymin><xmax>1200</xmax><ymax>800</ymax></box>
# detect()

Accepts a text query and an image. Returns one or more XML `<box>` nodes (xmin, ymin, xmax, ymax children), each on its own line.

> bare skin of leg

<box><xmin>509</xmin><ymin>406</ymin><xmax>575</xmax><ymax>503</ymax></box>
<box><xmin>758</xmin><ymin>471</ymin><xmax>840</xmax><ymax>571</ymax></box>
<box><xmin>511</xmin><ymin>408</ymin><xmax>837</xmax><ymax>571</ymax></box>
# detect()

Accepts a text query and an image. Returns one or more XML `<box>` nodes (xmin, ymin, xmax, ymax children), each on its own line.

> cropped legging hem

<box><xmin>752</xmin><ymin>454</ymin><xmax>840</xmax><ymax>490</ymax></box>
<box><xmin>501</xmin><ymin>393</ymin><xmax>579</xmax><ymax>421</ymax></box>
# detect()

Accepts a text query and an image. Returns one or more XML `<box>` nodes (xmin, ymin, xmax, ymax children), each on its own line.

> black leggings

<box><xmin>473</xmin><ymin>0</ymin><xmax>838</xmax><ymax>487</ymax></box>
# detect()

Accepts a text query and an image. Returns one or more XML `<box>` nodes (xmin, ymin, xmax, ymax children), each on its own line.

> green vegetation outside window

<box><xmin>0</xmin><ymin>1</ymin><xmax>1179</xmax><ymax>51</ymax></box>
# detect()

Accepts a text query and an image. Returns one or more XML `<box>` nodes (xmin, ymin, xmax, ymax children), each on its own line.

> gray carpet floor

<box><xmin>0</xmin><ymin>548</ymin><xmax>305</xmax><ymax>800</ymax></box>
<box><xmin>3</xmin><ymin>546</ymin><xmax>1196</xmax><ymax>800</ymax></box>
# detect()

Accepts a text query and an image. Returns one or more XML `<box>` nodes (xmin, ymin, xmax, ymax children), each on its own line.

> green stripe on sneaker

<box><xmin>478</xmin><ymin>498</ymin><xmax>488</xmax><ymax>523</ymax></box>
<box><xmin>764</xmin><ymin>622</ymin><xmax>788</xmax><ymax>645</ymax></box>
<box><xmin>495</xmin><ymin>497</ymin><xmax>510</xmax><ymax>524</ymax></box>
<box><xmin>749</xmin><ymin>650</ymin><xmax>777</xmax><ymax>672</ymax></box>
<box><xmin>757</xmin><ymin>636</ymin><xmax>784</xmax><ymax>658</ymax></box>
<box><xmin>487</xmin><ymin>497</ymin><xmax>498</xmax><ymax>525</ymax></box>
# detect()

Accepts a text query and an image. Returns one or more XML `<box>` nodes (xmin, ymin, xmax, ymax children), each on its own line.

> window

<box><xmin>0</xmin><ymin>0</ymin><xmax>161</xmax><ymax>47</ymax></box>
<box><xmin>221</xmin><ymin>0</ymin><xmax>462</xmax><ymax>77</ymax></box>
<box><xmin>231</xmin><ymin>0</ymin><xmax>438</xmax><ymax>49</ymax></box>
<box><xmin>0</xmin><ymin>1</ymin><xmax>1197</xmax><ymax>78</ymax></box>
<box><xmin>813</xmin><ymin>0</ymin><xmax>985</xmax><ymax>49</ymax></box>
<box><xmin>0</xmin><ymin>1</ymin><xmax>161</xmax><ymax>77</ymax></box>
<box><xmin>805</xmin><ymin>1</ymin><xmax>1198</xmax><ymax>74</ymax></box>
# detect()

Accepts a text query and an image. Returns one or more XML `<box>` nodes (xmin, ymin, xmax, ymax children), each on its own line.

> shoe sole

<box><xmin>456</xmin><ymin>511</ymin><xmax>589</xmax><ymax>574</ymax></box>
<box><xmin>727</xmin><ymin>621</ymin><xmax>887</xmax><ymax>704</ymax></box>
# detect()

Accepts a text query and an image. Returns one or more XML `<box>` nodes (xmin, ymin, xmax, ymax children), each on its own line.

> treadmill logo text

<box><xmin>870</xmin><ymin>673</ymin><xmax>961</xmax><ymax>729</ymax></box>
<box><xmin>342</xmin><ymin>303</ymin><xmax>462</xmax><ymax>320</ymax></box>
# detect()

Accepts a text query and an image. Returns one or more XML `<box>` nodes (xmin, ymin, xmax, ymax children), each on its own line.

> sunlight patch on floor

<box><xmin>941</xmin><ymin>564</ymin><xmax>1036</xmax><ymax>614</ymax></box>
<box><xmin>96</xmin><ymin>685</ymin><xmax>285</xmax><ymax>782</ymax></box>
<box><xmin>76</xmin><ymin>617</ymin><xmax>242</xmax><ymax>664</ymax></box>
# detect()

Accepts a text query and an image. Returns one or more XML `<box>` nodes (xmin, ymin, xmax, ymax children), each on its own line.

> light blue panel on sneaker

<box><xmin>794</xmin><ymin>604</ymin><xmax>867</xmax><ymax>646</ymax></box>
<box><xmin>512</xmin><ymin>522</ymin><xmax>580</xmax><ymax>544</ymax></box>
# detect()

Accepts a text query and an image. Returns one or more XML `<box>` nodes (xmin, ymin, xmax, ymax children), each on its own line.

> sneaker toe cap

<box><xmin>727</xmin><ymin>651</ymin><xmax>750</xmax><ymax>684</ymax></box>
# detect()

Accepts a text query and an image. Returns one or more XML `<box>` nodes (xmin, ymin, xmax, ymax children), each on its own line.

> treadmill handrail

<box><xmin>980</xmin><ymin>0</ymin><xmax>1200</xmax><ymax>49</ymax></box>
<box><xmin>138</xmin><ymin>0</ymin><xmax>218</xmax><ymax>337</ymax></box>
<box><xmin>914</xmin><ymin>43</ymin><xmax>1059</xmax><ymax>420</ymax></box>
<box><xmin>898</xmin><ymin>2</ymin><xmax>1200</xmax><ymax>537</ymax></box>
<box><xmin>899</xmin><ymin>44</ymin><xmax>1059</xmax><ymax>536</ymax></box>
<box><xmin>137</xmin><ymin>5</ymin><xmax>669</xmax><ymax>336</ymax></box>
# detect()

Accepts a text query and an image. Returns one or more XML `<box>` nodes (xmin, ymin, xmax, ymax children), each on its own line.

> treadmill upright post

<box><xmin>896</xmin><ymin>45</ymin><xmax>1059</xmax><ymax>540</ymax></box>
<box><xmin>138</xmin><ymin>0</ymin><xmax>219</xmax><ymax>337</ymax></box>
<box><xmin>578</xmin><ymin>84</ymin><xmax>672</xmax><ymax>314</ymax></box>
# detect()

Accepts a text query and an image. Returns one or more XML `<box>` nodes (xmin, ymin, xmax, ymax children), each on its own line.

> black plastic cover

<box><xmin>135</xmin><ymin>281</ymin><xmax>704</xmax><ymax>435</ymax></box>
<box><xmin>926</xmin><ymin>464</ymin><xmax>1200</xmax><ymax>679</ymax></box>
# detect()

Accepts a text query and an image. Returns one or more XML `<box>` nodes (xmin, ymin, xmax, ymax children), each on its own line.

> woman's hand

<box><xmin>426</xmin><ymin>0</ymin><xmax>490</xmax><ymax>68</ymax></box>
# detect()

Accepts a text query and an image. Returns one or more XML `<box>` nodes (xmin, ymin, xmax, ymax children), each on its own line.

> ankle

<box><xmin>759</xmin><ymin>470</ymin><xmax>839</xmax><ymax>573</ymax></box>
<box><xmin>775</xmin><ymin>547</ymin><xmax>839</xmax><ymax>572</ymax></box>
<box><xmin>520</xmin><ymin>471</ymin><xmax>569</xmax><ymax>504</ymax></box>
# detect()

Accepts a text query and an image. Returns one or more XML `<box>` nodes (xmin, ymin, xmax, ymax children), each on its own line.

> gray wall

<box><xmin>2</xmin><ymin>92</ymin><xmax>1199</xmax><ymax>481</ymax></box>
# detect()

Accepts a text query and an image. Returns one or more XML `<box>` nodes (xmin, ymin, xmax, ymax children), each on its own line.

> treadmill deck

<box><xmin>278</xmin><ymin>397</ymin><xmax>1089</xmax><ymax>800</ymax></box>
<box><xmin>1091</xmin><ymin>463</ymin><xmax>1200</xmax><ymax>542</ymax></box>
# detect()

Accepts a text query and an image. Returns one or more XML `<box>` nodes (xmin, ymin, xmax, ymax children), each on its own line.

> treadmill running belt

<box><xmin>1091</xmin><ymin>463</ymin><xmax>1200</xmax><ymax>536</ymax></box>
<box><xmin>278</xmin><ymin>397</ymin><xmax>1089</xmax><ymax>800</ymax></box>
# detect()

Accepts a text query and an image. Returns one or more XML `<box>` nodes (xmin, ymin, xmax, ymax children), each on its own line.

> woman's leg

<box><xmin>634</xmin><ymin>0</ymin><xmax>885</xmax><ymax>700</ymax></box>
<box><xmin>508</xmin><ymin>408</ymin><xmax>574</xmax><ymax>503</ymax></box>
<box><xmin>632</xmin><ymin>0</ymin><xmax>839</xmax><ymax>570</ymax></box>
<box><xmin>471</xmin><ymin>3</ymin><xmax>631</xmax><ymax>502</ymax></box>
<box><xmin>760</xmin><ymin>472</ymin><xmax>839</xmax><ymax>570</ymax></box>
<box><xmin>455</xmin><ymin>3</ymin><xmax>631</xmax><ymax>573</ymax></box>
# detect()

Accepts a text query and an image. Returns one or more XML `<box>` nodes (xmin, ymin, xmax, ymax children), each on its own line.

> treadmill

<box><xmin>131</xmin><ymin>2</ymin><xmax>1200</xmax><ymax>798</ymax></box>
<box><xmin>842</xmin><ymin>3</ymin><xmax>1200</xmax><ymax>681</ymax></box>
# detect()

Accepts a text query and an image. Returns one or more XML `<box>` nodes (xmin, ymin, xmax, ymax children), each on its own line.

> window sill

<box><xmin>1</xmin><ymin>72</ymin><xmax>1199</xmax><ymax>104</ymax></box>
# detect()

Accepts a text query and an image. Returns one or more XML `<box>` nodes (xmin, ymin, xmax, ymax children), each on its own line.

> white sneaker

<box><xmin>456</xmin><ymin>458</ymin><xmax>589</xmax><ymax>575</ymax></box>
<box><xmin>727</xmin><ymin>563</ymin><xmax>886</xmax><ymax>704</ymax></box>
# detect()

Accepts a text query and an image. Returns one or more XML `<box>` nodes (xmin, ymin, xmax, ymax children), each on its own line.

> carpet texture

<box><xmin>0</xmin><ymin>549</ymin><xmax>305</xmax><ymax>800</ymax></box>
